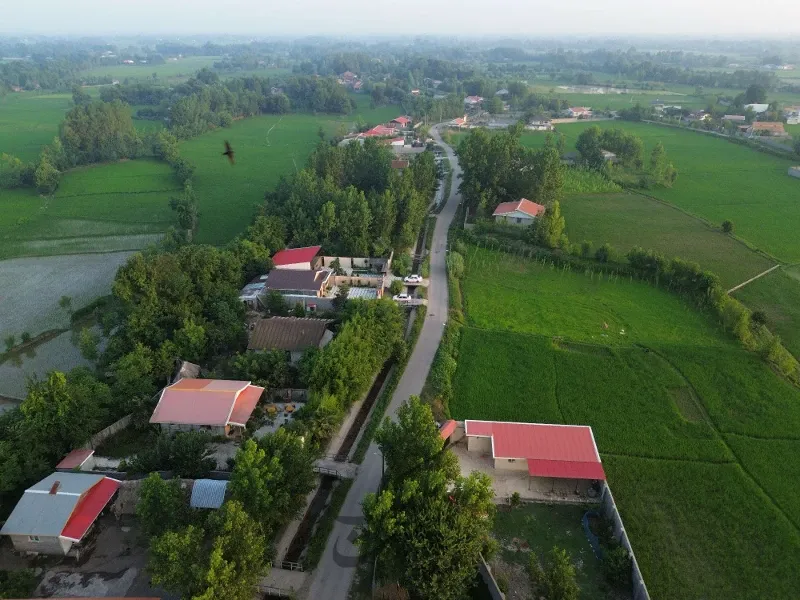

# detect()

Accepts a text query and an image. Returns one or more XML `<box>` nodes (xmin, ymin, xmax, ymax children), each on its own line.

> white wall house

<box><xmin>492</xmin><ymin>198</ymin><xmax>546</xmax><ymax>226</ymax></box>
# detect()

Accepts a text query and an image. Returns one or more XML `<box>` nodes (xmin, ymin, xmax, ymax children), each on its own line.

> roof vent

<box><xmin>49</xmin><ymin>480</ymin><xmax>61</xmax><ymax>495</ymax></box>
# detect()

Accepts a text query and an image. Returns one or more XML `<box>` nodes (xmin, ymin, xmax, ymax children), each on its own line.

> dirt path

<box><xmin>727</xmin><ymin>263</ymin><xmax>782</xmax><ymax>294</ymax></box>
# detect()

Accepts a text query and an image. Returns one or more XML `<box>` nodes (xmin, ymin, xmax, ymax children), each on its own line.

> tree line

<box><xmin>265</xmin><ymin>138</ymin><xmax>438</xmax><ymax>256</ymax></box>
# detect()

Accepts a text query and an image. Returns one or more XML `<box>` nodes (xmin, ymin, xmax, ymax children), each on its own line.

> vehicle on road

<box><xmin>403</xmin><ymin>274</ymin><xmax>423</xmax><ymax>284</ymax></box>
<box><xmin>392</xmin><ymin>293</ymin><xmax>411</xmax><ymax>303</ymax></box>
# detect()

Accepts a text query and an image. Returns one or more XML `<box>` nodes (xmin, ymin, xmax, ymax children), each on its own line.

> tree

<box><xmin>595</xmin><ymin>243</ymin><xmax>614</xmax><ymax>263</ymax></box>
<box><xmin>535</xmin><ymin>201</ymin><xmax>566</xmax><ymax>249</ymax></box>
<box><xmin>71</xmin><ymin>84</ymin><xmax>91</xmax><ymax>106</ymax></box>
<box><xmin>4</xmin><ymin>335</ymin><xmax>15</xmax><ymax>352</ymax></box>
<box><xmin>722</xmin><ymin>219</ymin><xmax>734</xmax><ymax>234</ymax></box>
<box><xmin>77</xmin><ymin>327</ymin><xmax>100</xmax><ymax>361</ymax></box>
<box><xmin>744</xmin><ymin>84</ymin><xmax>767</xmax><ymax>104</ymax></box>
<box><xmin>149</xmin><ymin>525</ymin><xmax>208</xmax><ymax>598</ymax></box>
<box><xmin>292</xmin><ymin>302</ymin><xmax>306</xmax><ymax>317</ymax></box>
<box><xmin>332</xmin><ymin>284</ymin><xmax>350</xmax><ymax>311</ymax></box>
<box><xmin>603</xmin><ymin>544</ymin><xmax>632</xmax><ymax>590</ymax></box>
<box><xmin>34</xmin><ymin>156</ymin><xmax>60</xmax><ymax>194</ymax></box>
<box><xmin>529</xmin><ymin>547</ymin><xmax>580</xmax><ymax>600</ymax></box>
<box><xmin>58</xmin><ymin>295</ymin><xmax>72</xmax><ymax>314</ymax></box>
<box><xmin>137</xmin><ymin>473</ymin><xmax>189</xmax><ymax>538</ymax></box>
<box><xmin>751</xmin><ymin>310</ymin><xmax>768</xmax><ymax>327</ymax></box>
<box><xmin>575</xmin><ymin>126</ymin><xmax>605</xmax><ymax>170</ymax></box>
<box><xmin>265</xmin><ymin>290</ymin><xmax>289</xmax><ymax>316</ymax></box>
<box><xmin>59</xmin><ymin>100</ymin><xmax>141</xmax><ymax>165</ymax></box>
<box><xmin>0</xmin><ymin>153</ymin><xmax>31</xmax><ymax>189</ymax></box>
<box><xmin>393</xmin><ymin>253</ymin><xmax>412</xmax><ymax>277</ymax></box>
<box><xmin>126</xmin><ymin>432</ymin><xmax>215</xmax><ymax>478</ymax></box>
<box><xmin>487</xmin><ymin>96</ymin><xmax>505</xmax><ymax>114</ymax></box>
<box><xmin>389</xmin><ymin>279</ymin><xmax>403</xmax><ymax>296</ymax></box>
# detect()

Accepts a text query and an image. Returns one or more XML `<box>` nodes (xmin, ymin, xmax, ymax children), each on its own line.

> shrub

<box><xmin>722</xmin><ymin>219</ymin><xmax>734</xmax><ymax>234</ymax></box>
<box><xmin>447</xmin><ymin>252</ymin><xmax>465</xmax><ymax>279</ymax></box>
<box><xmin>495</xmin><ymin>573</ymin><xmax>509</xmax><ymax>594</ymax></box>
<box><xmin>20</xmin><ymin>331</ymin><xmax>31</xmax><ymax>344</ymax></box>
<box><xmin>510</xmin><ymin>491</ymin><xmax>521</xmax><ymax>508</ymax></box>
<box><xmin>603</xmin><ymin>544</ymin><xmax>633</xmax><ymax>590</ymax></box>
<box><xmin>4</xmin><ymin>335</ymin><xmax>15</xmax><ymax>352</ymax></box>
<box><xmin>751</xmin><ymin>310</ymin><xmax>768</xmax><ymax>327</ymax></box>
<box><xmin>389</xmin><ymin>279</ymin><xmax>404</xmax><ymax>295</ymax></box>
<box><xmin>393</xmin><ymin>253</ymin><xmax>412</xmax><ymax>277</ymax></box>
<box><xmin>595</xmin><ymin>243</ymin><xmax>615</xmax><ymax>263</ymax></box>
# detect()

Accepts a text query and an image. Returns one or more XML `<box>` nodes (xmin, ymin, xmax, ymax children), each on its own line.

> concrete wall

<box><xmin>9</xmin><ymin>534</ymin><xmax>71</xmax><ymax>555</ymax></box>
<box><xmin>279</xmin><ymin>295</ymin><xmax>334</xmax><ymax>311</ymax></box>
<box><xmin>494</xmin><ymin>214</ymin><xmax>534</xmax><ymax>226</ymax></box>
<box><xmin>601</xmin><ymin>484</ymin><xmax>651</xmax><ymax>600</ymax></box>
<box><xmin>478</xmin><ymin>554</ymin><xmax>506</xmax><ymax>600</ymax></box>
<box><xmin>451</xmin><ymin>421</ymin><xmax>466</xmax><ymax>443</ymax></box>
<box><xmin>160</xmin><ymin>423</ymin><xmax>229</xmax><ymax>437</ymax></box>
<box><xmin>493</xmin><ymin>457</ymin><xmax>528</xmax><ymax>472</ymax></box>
<box><xmin>467</xmin><ymin>435</ymin><xmax>492</xmax><ymax>453</ymax></box>
<box><xmin>85</xmin><ymin>414</ymin><xmax>133</xmax><ymax>450</ymax></box>
<box><xmin>332</xmin><ymin>275</ymin><xmax>384</xmax><ymax>290</ymax></box>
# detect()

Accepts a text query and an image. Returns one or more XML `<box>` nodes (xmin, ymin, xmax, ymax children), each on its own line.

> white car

<box><xmin>403</xmin><ymin>274</ymin><xmax>423</xmax><ymax>284</ymax></box>
<box><xmin>393</xmin><ymin>293</ymin><xmax>411</xmax><ymax>303</ymax></box>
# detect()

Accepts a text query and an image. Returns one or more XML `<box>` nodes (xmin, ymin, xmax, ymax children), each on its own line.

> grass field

<box><xmin>449</xmin><ymin>246</ymin><xmax>800</xmax><ymax>600</ymax></box>
<box><xmin>0</xmin><ymin>159</ymin><xmax>176</xmax><ymax>259</ymax></box>
<box><xmin>732</xmin><ymin>265</ymin><xmax>800</xmax><ymax>357</ymax></box>
<box><xmin>559</xmin><ymin>193</ymin><xmax>773</xmax><ymax>288</ymax></box>
<box><xmin>182</xmin><ymin>98</ymin><xmax>402</xmax><ymax>244</ymax></box>
<box><xmin>79</xmin><ymin>56</ymin><xmax>221</xmax><ymax>83</ymax></box>
<box><xmin>0</xmin><ymin>92</ymin><xmax>72</xmax><ymax>161</ymax></box>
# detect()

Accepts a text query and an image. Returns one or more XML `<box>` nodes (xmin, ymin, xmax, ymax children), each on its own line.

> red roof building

<box><xmin>56</xmin><ymin>449</ymin><xmax>95</xmax><ymax>472</ymax></box>
<box><xmin>391</xmin><ymin>116</ymin><xmax>412</xmax><ymax>127</ymax></box>
<box><xmin>464</xmin><ymin>420</ymin><xmax>605</xmax><ymax>481</ymax></box>
<box><xmin>150</xmin><ymin>379</ymin><xmax>265</xmax><ymax>436</ymax></box>
<box><xmin>391</xmin><ymin>159</ymin><xmax>410</xmax><ymax>170</ymax></box>
<box><xmin>439</xmin><ymin>419</ymin><xmax>457</xmax><ymax>440</ymax></box>
<box><xmin>492</xmin><ymin>198</ymin><xmax>546</xmax><ymax>224</ymax></box>
<box><xmin>272</xmin><ymin>245</ymin><xmax>322</xmax><ymax>270</ymax></box>
<box><xmin>359</xmin><ymin>125</ymin><xmax>398</xmax><ymax>138</ymax></box>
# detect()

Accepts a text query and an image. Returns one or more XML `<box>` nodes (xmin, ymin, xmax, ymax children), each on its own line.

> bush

<box><xmin>510</xmin><ymin>491</ymin><xmax>521</xmax><ymax>508</ymax></box>
<box><xmin>722</xmin><ymin>219</ymin><xmax>734</xmax><ymax>234</ymax></box>
<box><xmin>495</xmin><ymin>573</ymin><xmax>509</xmax><ymax>593</ymax></box>
<box><xmin>389</xmin><ymin>279</ymin><xmax>404</xmax><ymax>296</ymax></box>
<box><xmin>447</xmin><ymin>252</ymin><xmax>465</xmax><ymax>279</ymax></box>
<box><xmin>595</xmin><ymin>243</ymin><xmax>615</xmax><ymax>263</ymax></box>
<box><xmin>393</xmin><ymin>253</ymin><xmax>412</xmax><ymax>277</ymax></box>
<box><xmin>603</xmin><ymin>544</ymin><xmax>633</xmax><ymax>590</ymax></box>
<box><xmin>20</xmin><ymin>331</ymin><xmax>31</xmax><ymax>344</ymax></box>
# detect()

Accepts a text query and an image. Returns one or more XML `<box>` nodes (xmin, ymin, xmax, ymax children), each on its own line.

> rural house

<box><xmin>463</xmin><ymin>420</ymin><xmax>606</xmax><ymax>494</ymax></box>
<box><xmin>450</xmin><ymin>115</ymin><xmax>468</xmax><ymax>127</ymax></box>
<box><xmin>744</xmin><ymin>103</ymin><xmax>769</xmax><ymax>114</ymax></box>
<box><xmin>248</xmin><ymin>316</ymin><xmax>334</xmax><ymax>362</ymax></box>
<box><xmin>567</xmin><ymin>106</ymin><xmax>592</xmax><ymax>118</ymax></box>
<box><xmin>464</xmin><ymin>95</ymin><xmax>484</xmax><ymax>106</ymax></box>
<box><xmin>390</xmin><ymin>116</ymin><xmax>412</xmax><ymax>129</ymax></box>
<box><xmin>492</xmin><ymin>198</ymin><xmax>546</xmax><ymax>225</ymax></box>
<box><xmin>1</xmin><ymin>473</ymin><xmax>120</xmax><ymax>556</ymax></box>
<box><xmin>264</xmin><ymin>268</ymin><xmax>333</xmax><ymax>299</ymax></box>
<box><xmin>526</xmin><ymin>118</ymin><xmax>553</xmax><ymax>131</ymax></box>
<box><xmin>359</xmin><ymin>125</ymin><xmax>398</xmax><ymax>138</ymax></box>
<box><xmin>149</xmin><ymin>378</ymin><xmax>265</xmax><ymax>436</ymax></box>
<box><xmin>272</xmin><ymin>245</ymin><xmax>322</xmax><ymax>270</ymax></box>
<box><xmin>748</xmin><ymin>121</ymin><xmax>788</xmax><ymax>137</ymax></box>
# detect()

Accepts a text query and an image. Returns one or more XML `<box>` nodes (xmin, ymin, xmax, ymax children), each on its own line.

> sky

<box><xmin>2</xmin><ymin>0</ymin><xmax>800</xmax><ymax>37</ymax></box>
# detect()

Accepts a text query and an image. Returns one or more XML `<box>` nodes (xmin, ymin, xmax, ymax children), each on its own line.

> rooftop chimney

<box><xmin>49</xmin><ymin>480</ymin><xmax>61</xmax><ymax>495</ymax></box>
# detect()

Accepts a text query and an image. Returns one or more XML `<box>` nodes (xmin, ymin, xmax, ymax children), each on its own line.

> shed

<box><xmin>190</xmin><ymin>480</ymin><xmax>228</xmax><ymax>509</ymax></box>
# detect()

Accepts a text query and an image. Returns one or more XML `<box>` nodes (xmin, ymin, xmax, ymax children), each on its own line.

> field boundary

<box><xmin>727</xmin><ymin>264</ymin><xmax>782</xmax><ymax>294</ymax></box>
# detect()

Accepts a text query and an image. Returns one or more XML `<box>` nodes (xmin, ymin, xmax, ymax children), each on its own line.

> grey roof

<box><xmin>190</xmin><ymin>479</ymin><xmax>228</xmax><ymax>509</ymax></box>
<box><xmin>248</xmin><ymin>317</ymin><xmax>333</xmax><ymax>352</ymax></box>
<box><xmin>1</xmin><ymin>473</ymin><xmax>103</xmax><ymax>537</ymax></box>
<box><xmin>265</xmin><ymin>269</ymin><xmax>331</xmax><ymax>294</ymax></box>
<box><xmin>347</xmin><ymin>287</ymin><xmax>378</xmax><ymax>299</ymax></box>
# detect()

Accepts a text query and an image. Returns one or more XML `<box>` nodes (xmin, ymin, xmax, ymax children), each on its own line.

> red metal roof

<box><xmin>150</xmin><ymin>379</ymin><xmax>264</xmax><ymax>427</ymax></box>
<box><xmin>465</xmin><ymin>420</ymin><xmax>605</xmax><ymax>480</ymax></box>
<box><xmin>361</xmin><ymin>125</ymin><xmax>398</xmax><ymax>137</ymax></box>
<box><xmin>60</xmin><ymin>477</ymin><xmax>120</xmax><ymax>541</ymax></box>
<box><xmin>57</xmin><ymin>449</ymin><xmax>94</xmax><ymax>470</ymax></box>
<box><xmin>272</xmin><ymin>245</ymin><xmax>321</xmax><ymax>267</ymax></box>
<box><xmin>492</xmin><ymin>198</ymin><xmax>546</xmax><ymax>218</ymax></box>
<box><xmin>391</xmin><ymin>116</ymin><xmax>411</xmax><ymax>125</ymax></box>
<box><xmin>439</xmin><ymin>419</ymin><xmax>457</xmax><ymax>440</ymax></box>
<box><xmin>228</xmin><ymin>385</ymin><xmax>264</xmax><ymax>426</ymax></box>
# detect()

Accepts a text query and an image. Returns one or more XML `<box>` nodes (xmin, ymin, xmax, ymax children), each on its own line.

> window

<box><xmin>28</xmin><ymin>535</ymin><xmax>40</xmax><ymax>542</ymax></box>
<box><xmin>516</xmin><ymin>218</ymin><xmax>522</xmax><ymax>224</ymax></box>
<box><xmin>508</xmin><ymin>459</ymin><xmax>516</xmax><ymax>463</ymax></box>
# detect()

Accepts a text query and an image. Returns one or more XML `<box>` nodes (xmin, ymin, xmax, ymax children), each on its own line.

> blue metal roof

<box><xmin>190</xmin><ymin>479</ymin><xmax>228</xmax><ymax>509</ymax></box>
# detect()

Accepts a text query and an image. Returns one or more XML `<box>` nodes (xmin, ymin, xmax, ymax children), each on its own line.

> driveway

<box><xmin>306</xmin><ymin>126</ymin><xmax>463</xmax><ymax>599</ymax></box>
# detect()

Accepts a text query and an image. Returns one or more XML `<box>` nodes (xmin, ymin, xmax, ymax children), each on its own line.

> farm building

<box><xmin>248</xmin><ymin>316</ymin><xmax>334</xmax><ymax>362</ymax></box>
<box><xmin>464</xmin><ymin>420</ymin><xmax>605</xmax><ymax>494</ymax></box>
<box><xmin>789</xmin><ymin>166</ymin><xmax>800</xmax><ymax>179</ymax></box>
<box><xmin>601</xmin><ymin>149</ymin><xmax>618</xmax><ymax>163</ymax></box>
<box><xmin>272</xmin><ymin>245</ymin><xmax>322</xmax><ymax>270</ymax></box>
<box><xmin>1</xmin><ymin>473</ymin><xmax>120</xmax><ymax>556</ymax></box>
<box><xmin>748</xmin><ymin>121</ymin><xmax>788</xmax><ymax>137</ymax></box>
<box><xmin>265</xmin><ymin>268</ymin><xmax>333</xmax><ymax>298</ymax></box>
<box><xmin>492</xmin><ymin>198</ymin><xmax>546</xmax><ymax>225</ymax></box>
<box><xmin>149</xmin><ymin>378</ymin><xmax>265</xmax><ymax>436</ymax></box>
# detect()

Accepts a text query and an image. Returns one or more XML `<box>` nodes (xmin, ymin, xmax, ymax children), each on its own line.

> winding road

<box><xmin>306</xmin><ymin>127</ymin><xmax>462</xmax><ymax>600</ymax></box>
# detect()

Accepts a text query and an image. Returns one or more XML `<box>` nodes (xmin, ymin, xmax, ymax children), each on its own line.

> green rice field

<box><xmin>0</xmin><ymin>92</ymin><xmax>73</xmax><ymax>161</ymax></box>
<box><xmin>79</xmin><ymin>56</ymin><xmax>221</xmax><ymax>83</ymax></box>
<box><xmin>449</xmin><ymin>246</ymin><xmax>800</xmax><ymax>600</ymax></box>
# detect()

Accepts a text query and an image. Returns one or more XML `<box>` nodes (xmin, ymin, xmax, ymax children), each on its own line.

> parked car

<box><xmin>393</xmin><ymin>293</ymin><xmax>411</xmax><ymax>303</ymax></box>
<box><xmin>404</xmin><ymin>274</ymin><xmax>423</xmax><ymax>284</ymax></box>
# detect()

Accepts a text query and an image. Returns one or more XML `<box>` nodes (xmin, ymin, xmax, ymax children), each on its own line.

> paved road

<box><xmin>306</xmin><ymin>126</ymin><xmax>462</xmax><ymax>600</ymax></box>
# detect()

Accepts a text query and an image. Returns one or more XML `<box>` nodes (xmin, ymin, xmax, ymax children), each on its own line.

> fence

<box><xmin>84</xmin><ymin>414</ymin><xmax>133</xmax><ymax>450</ymax></box>
<box><xmin>600</xmin><ymin>484</ymin><xmax>651</xmax><ymax>600</ymax></box>
<box><xmin>270</xmin><ymin>388</ymin><xmax>309</xmax><ymax>403</ymax></box>
<box><xmin>270</xmin><ymin>560</ymin><xmax>304</xmax><ymax>572</ymax></box>
<box><xmin>478</xmin><ymin>554</ymin><xmax>506</xmax><ymax>600</ymax></box>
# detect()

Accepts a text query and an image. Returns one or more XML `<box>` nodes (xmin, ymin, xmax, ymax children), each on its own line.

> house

<box><xmin>688</xmin><ymin>110</ymin><xmax>709</xmax><ymax>121</ymax></box>
<box><xmin>464</xmin><ymin>95</ymin><xmax>484</xmax><ymax>106</ymax></box>
<box><xmin>384</xmin><ymin>136</ymin><xmax>406</xmax><ymax>147</ymax></box>
<box><xmin>748</xmin><ymin>121</ymin><xmax>788</xmax><ymax>137</ymax></box>
<box><xmin>464</xmin><ymin>420</ymin><xmax>605</xmax><ymax>493</ymax></box>
<box><xmin>744</xmin><ymin>103</ymin><xmax>770</xmax><ymax>114</ymax></box>
<box><xmin>450</xmin><ymin>115</ymin><xmax>467</xmax><ymax>127</ymax></box>
<box><xmin>56</xmin><ymin>449</ymin><xmax>95</xmax><ymax>473</ymax></box>
<box><xmin>272</xmin><ymin>245</ymin><xmax>322</xmax><ymax>270</ymax></box>
<box><xmin>568</xmin><ymin>107</ymin><xmax>592</xmax><ymax>118</ymax></box>
<box><xmin>788</xmin><ymin>166</ymin><xmax>800</xmax><ymax>179</ymax></box>
<box><xmin>265</xmin><ymin>268</ymin><xmax>333</xmax><ymax>298</ymax></box>
<box><xmin>390</xmin><ymin>116</ymin><xmax>412</xmax><ymax>129</ymax></box>
<box><xmin>439</xmin><ymin>419</ymin><xmax>457</xmax><ymax>441</ymax></box>
<box><xmin>239</xmin><ymin>274</ymin><xmax>269</xmax><ymax>310</ymax></box>
<box><xmin>149</xmin><ymin>378</ymin><xmax>265</xmax><ymax>436</ymax></box>
<box><xmin>1</xmin><ymin>473</ymin><xmax>120</xmax><ymax>556</ymax></box>
<box><xmin>353</xmin><ymin>81</ymin><xmax>363</xmax><ymax>91</ymax></box>
<box><xmin>248</xmin><ymin>316</ymin><xmax>333</xmax><ymax>362</ymax></box>
<box><xmin>341</xmin><ymin>71</ymin><xmax>357</xmax><ymax>84</ymax></box>
<box><xmin>723</xmin><ymin>114</ymin><xmax>746</xmax><ymax>122</ymax></box>
<box><xmin>526</xmin><ymin>118</ymin><xmax>553</xmax><ymax>131</ymax></box>
<box><xmin>492</xmin><ymin>198</ymin><xmax>546</xmax><ymax>226</ymax></box>
<box><xmin>650</xmin><ymin>100</ymin><xmax>665</xmax><ymax>111</ymax></box>
<box><xmin>391</xmin><ymin>159</ymin><xmax>410</xmax><ymax>171</ymax></box>
<box><xmin>359</xmin><ymin>125</ymin><xmax>398</xmax><ymax>138</ymax></box>
<box><xmin>190</xmin><ymin>480</ymin><xmax>228</xmax><ymax>509</ymax></box>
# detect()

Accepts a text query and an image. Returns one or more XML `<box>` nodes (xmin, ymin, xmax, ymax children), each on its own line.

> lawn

<box><xmin>181</xmin><ymin>99</ymin><xmax>401</xmax><ymax>245</ymax></box>
<box><xmin>0</xmin><ymin>159</ymin><xmax>177</xmax><ymax>259</ymax></box>
<box><xmin>559</xmin><ymin>193</ymin><xmax>773</xmax><ymax>288</ymax></box>
<box><xmin>732</xmin><ymin>265</ymin><xmax>800</xmax><ymax>358</ymax></box>
<box><xmin>448</xmin><ymin>246</ymin><xmax>800</xmax><ymax>600</ymax></box>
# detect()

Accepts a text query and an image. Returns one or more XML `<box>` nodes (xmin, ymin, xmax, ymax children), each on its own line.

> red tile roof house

<box><xmin>150</xmin><ymin>378</ymin><xmax>265</xmax><ymax>437</ymax></box>
<box><xmin>464</xmin><ymin>420</ymin><xmax>606</xmax><ymax>493</ymax></box>
<box><xmin>390</xmin><ymin>115</ymin><xmax>412</xmax><ymax>129</ymax></box>
<box><xmin>492</xmin><ymin>198</ymin><xmax>546</xmax><ymax>226</ymax></box>
<box><xmin>464</xmin><ymin>95</ymin><xmax>484</xmax><ymax>106</ymax></box>
<box><xmin>1</xmin><ymin>472</ymin><xmax>120</xmax><ymax>556</ymax></box>
<box><xmin>358</xmin><ymin>125</ymin><xmax>398</xmax><ymax>138</ymax></box>
<box><xmin>272</xmin><ymin>245</ymin><xmax>322</xmax><ymax>270</ymax></box>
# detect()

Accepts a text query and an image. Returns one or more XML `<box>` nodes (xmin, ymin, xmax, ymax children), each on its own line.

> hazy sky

<box><xmin>2</xmin><ymin>0</ymin><xmax>800</xmax><ymax>37</ymax></box>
